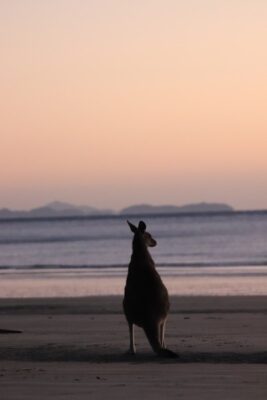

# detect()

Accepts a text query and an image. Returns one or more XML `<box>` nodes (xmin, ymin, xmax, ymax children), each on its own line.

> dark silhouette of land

<box><xmin>0</xmin><ymin>201</ymin><xmax>234</xmax><ymax>220</ymax></box>
<box><xmin>120</xmin><ymin>202</ymin><xmax>234</xmax><ymax>215</ymax></box>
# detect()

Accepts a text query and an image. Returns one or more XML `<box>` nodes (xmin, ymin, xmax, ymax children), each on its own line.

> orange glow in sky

<box><xmin>0</xmin><ymin>1</ymin><xmax>266</xmax><ymax>210</ymax></box>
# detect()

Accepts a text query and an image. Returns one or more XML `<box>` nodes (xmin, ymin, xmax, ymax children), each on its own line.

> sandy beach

<box><xmin>0</xmin><ymin>295</ymin><xmax>267</xmax><ymax>399</ymax></box>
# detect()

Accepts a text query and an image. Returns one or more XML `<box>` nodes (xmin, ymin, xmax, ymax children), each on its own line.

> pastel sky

<box><xmin>1</xmin><ymin>1</ymin><xmax>266</xmax><ymax>210</ymax></box>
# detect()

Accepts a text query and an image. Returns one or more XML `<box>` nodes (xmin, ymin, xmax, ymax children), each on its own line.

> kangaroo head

<box><xmin>127</xmin><ymin>220</ymin><xmax>157</xmax><ymax>247</ymax></box>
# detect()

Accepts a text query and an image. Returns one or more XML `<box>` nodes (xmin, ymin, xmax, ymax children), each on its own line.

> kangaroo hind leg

<box><xmin>160</xmin><ymin>321</ymin><xmax>166</xmax><ymax>349</ymax></box>
<box><xmin>128</xmin><ymin>323</ymin><xmax>136</xmax><ymax>355</ymax></box>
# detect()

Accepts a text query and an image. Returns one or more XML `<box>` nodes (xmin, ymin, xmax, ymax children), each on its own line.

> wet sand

<box><xmin>1</xmin><ymin>296</ymin><xmax>267</xmax><ymax>399</ymax></box>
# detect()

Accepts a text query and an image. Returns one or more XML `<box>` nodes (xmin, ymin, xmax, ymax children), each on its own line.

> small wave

<box><xmin>0</xmin><ymin>264</ymin><xmax>128</xmax><ymax>271</ymax></box>
<box><xmin>0</xmin><ymin>260</ymin><xmax>266</xmax><ymax>271</ymax></box>
<box><xmin>0</xmin><ymin>235</ymin><xmax>129</xmax><ymax>245</ymax></box>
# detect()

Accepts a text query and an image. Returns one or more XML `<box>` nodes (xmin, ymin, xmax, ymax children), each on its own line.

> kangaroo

<box><xmin>123</xmin><ymin>220</ymin><xmax>178</xmax><ymax>358</ymax></box>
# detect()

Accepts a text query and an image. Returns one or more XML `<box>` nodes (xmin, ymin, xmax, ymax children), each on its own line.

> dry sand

<box><xmin>0</xmin><ymin>296</ymin><xmax>267</xmax><ymax>399</ymax></box>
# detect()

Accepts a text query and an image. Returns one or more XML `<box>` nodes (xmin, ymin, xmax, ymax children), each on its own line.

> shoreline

<box><xmin>1</xmin><ymin>294</ymin><xmax>267</xmax><ymax>309</ymax></box>
<box><xmin>1</xmin><ymin>294</ymin><xmax>267</xmax><ymax>322</ymax></box>
<box><xmin>1</xmin><ymin>273</ymin><xmax>267</xmax><ymax>297</ymax></box>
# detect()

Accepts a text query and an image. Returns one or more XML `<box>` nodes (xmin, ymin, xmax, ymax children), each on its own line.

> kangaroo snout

<box><xmin>148</xmin><ymin>238</ymin><xmax>157</xmax><ymax>247</ymax></box>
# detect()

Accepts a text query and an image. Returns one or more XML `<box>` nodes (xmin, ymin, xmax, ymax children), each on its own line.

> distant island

<box><xmin>0</xmin><ymin>201</ymin><xmax>234</xmax><ymax>220</ymax></box>
<box><xmin>120</xmin><ymin>202</ymin><xmax>234</xmax><ymax>215</ymax></box>
<box><xmin>0</xmin><ymin>201</ymin><xmax>114</xmax><ymax>220</ymax></box>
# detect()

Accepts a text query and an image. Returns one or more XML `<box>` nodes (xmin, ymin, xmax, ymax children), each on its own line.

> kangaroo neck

<box><xmin>131</xmin><ymin>233</ymin><xmax>153</xmax><ymax>264</ymax></box>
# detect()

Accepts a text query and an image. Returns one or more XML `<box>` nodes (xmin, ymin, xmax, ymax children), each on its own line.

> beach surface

<box><xmin>1</xmin><ymin>296</ymin><xmax>267</xmax><ymax>399</ymax></box>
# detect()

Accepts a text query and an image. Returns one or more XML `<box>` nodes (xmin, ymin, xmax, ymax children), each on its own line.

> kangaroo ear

<box><xmin>127</xmin><ymin>220</ymin><xmax>137</xmax><ymax>233</ymax></box>
<box><xmin>138</xmin><ymin>221</ymin><xmax>146</xmax><ymax>232</ymax></box>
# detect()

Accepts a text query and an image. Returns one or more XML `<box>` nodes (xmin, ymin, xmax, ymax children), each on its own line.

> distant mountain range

<box><xmin>120</xmin><ymin>202</ymin><xmax>234</xmax><ymax>215</ymax></box>
<box><xmin>0</xmin><ymin>201</ymin><xmax>234</xmax><ymax>220</ymax></box>
<box><xmin>0</xmin><ymin>201</ymin><xmax>114</xmax><ymax>219</ymax></box>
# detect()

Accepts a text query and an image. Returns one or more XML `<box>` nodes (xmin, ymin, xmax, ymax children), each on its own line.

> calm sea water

<box><xmin>0</xmin><ymin>212</ymin><xmax>267</xmax><ymax>297</ymax></box>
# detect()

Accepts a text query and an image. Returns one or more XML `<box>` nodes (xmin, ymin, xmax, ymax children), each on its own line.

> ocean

<box><xmin>0</xmin><ymin>211</ymin><xmax>267</xmax><ymax>297</ymax></box>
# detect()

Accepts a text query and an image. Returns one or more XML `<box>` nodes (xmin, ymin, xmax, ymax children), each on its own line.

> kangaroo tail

<box><xmin>158</xmin><ymin>348</ymin><xmax>179</xmax><ymax>358</ymax></box>
<box><xmin>143</xmin><ymin>324</ymin><xmax>178</xmax><ymax>359</ymax></box>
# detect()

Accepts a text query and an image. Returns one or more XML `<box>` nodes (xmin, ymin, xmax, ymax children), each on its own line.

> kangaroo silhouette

<box><xmin>123</xmin><ymin>220</ymin><xmax>178</xmax><ymax>358</ymax></box>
